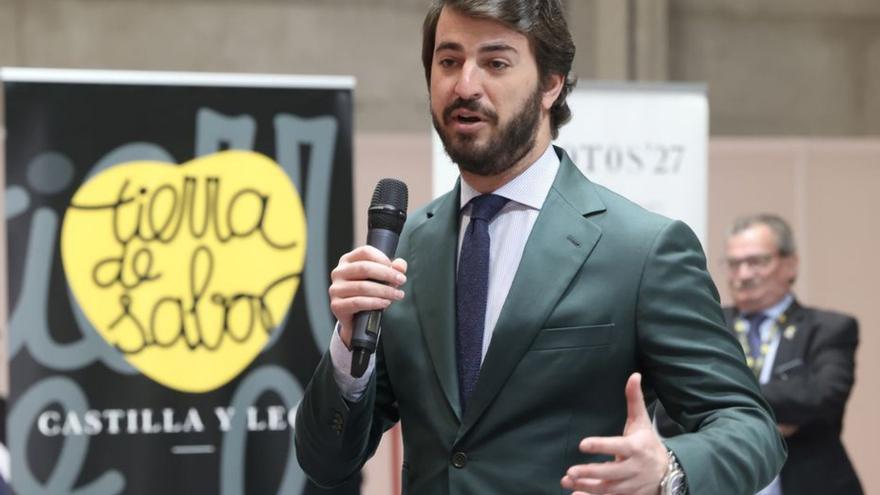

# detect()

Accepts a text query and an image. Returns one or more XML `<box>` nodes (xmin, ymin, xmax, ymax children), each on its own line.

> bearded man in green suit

<box><xmin>295</xmin><ymin>1</ymin><xmax>786</xmax><ymax>494</ymax></box>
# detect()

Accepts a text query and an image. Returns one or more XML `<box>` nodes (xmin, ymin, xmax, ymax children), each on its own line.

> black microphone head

<box><xmin>371</xmin><ymin>178</ymin><xmax>408</xmax><ymax>211</ymax></box>
<box><xmin>369</xmin><ymin>179</ymin><xmax>408</xmax><ymax>234</ymax></box>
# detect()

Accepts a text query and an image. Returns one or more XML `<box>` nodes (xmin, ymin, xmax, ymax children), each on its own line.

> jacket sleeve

<box><xmin>761</xmin><ymin>315</ymin><xmax>858</xmax><ymax>425</ymax></box>
<box><xmin>636</xmin><ymin>220</ymin><xmax>786</xmax><ymax>495</ymax></box>
<box><xmin>294</xmin><ymin>337</ymin><xmax>399</xmax><ymax>488</ymax></box>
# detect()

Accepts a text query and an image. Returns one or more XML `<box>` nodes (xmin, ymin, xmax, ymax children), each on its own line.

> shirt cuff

<box><xmin>329</xmin><ymin>322</ymin><xmax>374</xmax><ymax>402</ymax></box>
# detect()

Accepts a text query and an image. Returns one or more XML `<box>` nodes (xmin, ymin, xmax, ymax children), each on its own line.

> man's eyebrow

<box><xmin>478</xmin><ymin>43</ymin><xmax>517</xmax><ymax>54</ymax></box>
<box><xmin>435</xmin><ymin>41</ymin><xmax>463</xmax><ymax>53</ymax></box>
<box><xmin>434</xmin><ymin>41</ymin><xmax>518</xmax><ymax>55</ymax></box>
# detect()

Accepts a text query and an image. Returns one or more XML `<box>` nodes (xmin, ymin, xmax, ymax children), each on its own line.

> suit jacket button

<box><xmin>451</xmin><ymin>452</ymin><xmax>467</xmax><ymax>469</ymax></box>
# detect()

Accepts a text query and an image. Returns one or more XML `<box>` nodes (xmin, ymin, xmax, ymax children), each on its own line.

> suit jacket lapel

<box><xmin>410</xmin><ymin>181</ymin><xmax>463</xmax><ymax>421</ymax></box>
<box><xmin>458</xmin><ymin>152</ymin><xmax>605</xmax><ymax>437</ymax></box>
<box><xmin>769</xmin><ymin>299</ymin><xmax>807</xmax><ymax>376</ymax></box>
<box><xmin>724</xmin><ymin>300</ymin><xmax>807</xmax><ymax>379</ymax></box>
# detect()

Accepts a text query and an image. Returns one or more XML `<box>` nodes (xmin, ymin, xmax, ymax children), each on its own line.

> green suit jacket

<box><xmin>296</xmin><ymin>148</ymin><xmax>786</xmax><ymax>494</ymax></box>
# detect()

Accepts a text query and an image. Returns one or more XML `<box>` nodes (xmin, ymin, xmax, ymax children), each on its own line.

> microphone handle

<box><xmin>350</xmin><ymin>227</ymin><xmax>401</xmax><ymax>378</ymax></box>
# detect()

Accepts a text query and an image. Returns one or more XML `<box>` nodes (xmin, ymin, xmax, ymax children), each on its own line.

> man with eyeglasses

<box><xmin>659</xmin><ymin>213</ymin><xmax>863</xmax><ymax>495</ymax></box>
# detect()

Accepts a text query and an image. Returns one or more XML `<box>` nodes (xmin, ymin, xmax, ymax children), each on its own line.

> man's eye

<box><xmin>489</xmin><ymin>60</ymin><xmax>509</xmax><ymax>70</ymax></box>
<box><xmin>438</xmin><ymin>59</ymin><xmax>457</xmax><ymax>68</ymax></box>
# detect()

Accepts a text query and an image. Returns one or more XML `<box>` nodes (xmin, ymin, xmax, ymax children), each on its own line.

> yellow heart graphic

<box><xmin>61</xmin><ymin>150</ymin><xmax>306</xmax><ymax>393</ymax></box>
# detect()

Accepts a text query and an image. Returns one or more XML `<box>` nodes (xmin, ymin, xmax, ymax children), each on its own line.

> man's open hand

<box><xmin>561</xmin><ymin>373</ymin><xmax>669</xmax><ymax>495</ymax></box>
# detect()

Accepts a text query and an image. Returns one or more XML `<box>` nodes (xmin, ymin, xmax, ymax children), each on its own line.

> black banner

<box><xmin>3</xmin><ymin>69</ymin><xmax>357</xmax><ymax>494</ymax></box>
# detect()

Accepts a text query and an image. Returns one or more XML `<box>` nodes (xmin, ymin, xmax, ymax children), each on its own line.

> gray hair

<box><xmin>730</xmin><ymin>213</ymin><xmax>797</xmax><ymax>256</ymax></box>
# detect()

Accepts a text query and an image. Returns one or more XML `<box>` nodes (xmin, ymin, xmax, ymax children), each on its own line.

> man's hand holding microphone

<box><xmin>328</xmin><ymin>179</ymin><xmax>409</xmax><ymax>377</ymax></box>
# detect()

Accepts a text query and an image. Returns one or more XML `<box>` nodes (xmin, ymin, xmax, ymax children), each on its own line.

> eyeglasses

<box><xmin>722</xmin><ymin>253</ymin><xmax>778</xmax><ymax>272</ymax></box>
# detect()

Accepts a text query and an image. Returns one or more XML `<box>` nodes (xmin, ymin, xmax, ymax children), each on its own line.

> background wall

<box><xmin>2</xmin><ymin>0</ymin><xmax>878</xmax><ymax>492</ymax></box>
<box><xmin>709</xmin><ymin>138</ymin><xmax>880</xmax><ymax>494</ymax></box>
<box><xmin>669</xmin><ymin>1</ymin><xmax>880</xmax><ymax>135</ymax></box>
<box><xmin>2</xmin><ymin>0</ymin><xmax>878</xmax><ymax>136</ymax></box>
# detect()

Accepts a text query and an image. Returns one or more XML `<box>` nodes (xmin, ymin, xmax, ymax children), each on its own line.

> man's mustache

<box><xmin>443</xmin><ymin>98</ymin><xmax>499</xmax><ymax>125</ymax></box>
<box><xmin>732</xmin><ymin>277</ymin><xmax>762</xmax><ymax>290</ymax></box>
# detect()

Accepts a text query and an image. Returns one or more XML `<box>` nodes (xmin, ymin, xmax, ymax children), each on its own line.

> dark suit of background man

<box><xmin>657</xmin><ymin>213</ymin><xmax>863</xmax><ymax>495</ymax></box>
<box><xmin>295</xmin><ymin>1</ymin><xmax>786</xmax><ymax>494</ymax></box>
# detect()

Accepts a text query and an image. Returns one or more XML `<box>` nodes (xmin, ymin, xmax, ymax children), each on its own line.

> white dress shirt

<box><xmin>330</xmin><ymin>144</ymin><xmax>561</xmax><ymax>401</ymax></box>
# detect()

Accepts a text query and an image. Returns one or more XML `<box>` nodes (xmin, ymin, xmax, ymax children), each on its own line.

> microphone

<box><xmin>350</xmin><ymin>178</ymin><xmax>408</xmax><ymax>378</ymax></box>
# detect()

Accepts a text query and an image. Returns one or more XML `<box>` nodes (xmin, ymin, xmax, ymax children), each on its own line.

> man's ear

<box><xmin>541</xmin><ymin>73</ymin><xmax>565</xmax><ymax>111</ymax></box>
<box><xmin>783</xmin><ymin>253</ymin><xmax>799</xmax><ymax>285</ymax></box>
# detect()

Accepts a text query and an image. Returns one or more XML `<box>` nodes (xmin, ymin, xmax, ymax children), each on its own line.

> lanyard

<box><xmin>733</xmin><ymin>312</ymin><xmax>795</xmax><ymax>377</ymax></box>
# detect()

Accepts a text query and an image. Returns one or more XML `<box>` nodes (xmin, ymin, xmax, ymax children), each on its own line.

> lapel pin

<box><xmin>784</xmin><ymin>325</ymin><xmax>797</xmax><ymax>340</ymax></box>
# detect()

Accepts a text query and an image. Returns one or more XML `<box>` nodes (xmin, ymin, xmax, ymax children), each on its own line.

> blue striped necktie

<box><xmin>456</xmin><ymin>194</ymin><xmax>509</xmax><ymax>412</ymax></box>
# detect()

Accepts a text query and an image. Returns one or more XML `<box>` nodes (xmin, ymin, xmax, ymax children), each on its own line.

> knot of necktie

<box><xmin>744</xmin><ymin>312</ymin><xmax>768</xmax><ymax>330</ymax></box>
<box><xmin>468</xmin><ymin>194</ymin><xmax>509</xmax><ymax>222</ymax></box>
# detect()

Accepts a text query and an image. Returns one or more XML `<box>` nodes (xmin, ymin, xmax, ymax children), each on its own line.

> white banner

<box><xmin>433</xmin><ymin>81</ymin><xmax>708</xmax><ymax>246</ymax></box>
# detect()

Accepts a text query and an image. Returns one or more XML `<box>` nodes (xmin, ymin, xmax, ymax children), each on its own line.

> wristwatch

<box><xmin>659</xmin><ymin>449</ymin><xmax>687</xmax><ymax>495</ymax></box>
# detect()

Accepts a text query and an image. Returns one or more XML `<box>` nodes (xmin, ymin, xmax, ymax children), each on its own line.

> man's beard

<box><xmin>432</xmin><ymin>86</ymin><xmax>542</xmax><ymax>177</ymax></box>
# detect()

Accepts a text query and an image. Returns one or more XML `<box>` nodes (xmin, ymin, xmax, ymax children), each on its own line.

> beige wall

<box><xmin>668</xmin><ymin>1</ymin><xmax>880</xmax><ymax>135</ymax></box>
<box><xmin>0</xmin><ymin>0</ymin><xmax>433</xmax><ymax>133</ymax></box>
<box><xmin>356</xmin><ymin>135</ymin><xmax>880</xmax><ymax>494</ymax></box>
<box><xmin>708</xmin><ymin>138</ymin><xmax>880</xmax><ymax>493</ymax></box>
<box><xmin>3</xmin><ymin>0</ymin><xmax>878</xmax><ymax>136</ymax></box>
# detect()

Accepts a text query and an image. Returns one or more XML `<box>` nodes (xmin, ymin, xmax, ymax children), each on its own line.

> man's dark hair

<box><xmin>422</xmin><ymin>0</ymin><xmax>577</xmax><ymax>139</ymax></box>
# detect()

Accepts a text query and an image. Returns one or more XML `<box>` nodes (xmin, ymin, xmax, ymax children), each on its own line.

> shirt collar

<box><xmin>459</xmin><ymin>144</ymin><xmax>560</xmax><ymax>211</ymax></box>
<box><xmin>763</xmin><ymin>293</ymin><xmax>794</xmax><ymax>321</ymax></box>
<box><xmin>740</xmin><ymin>293</ymin><xmax>794</xmax><ymax>321</ymax></box>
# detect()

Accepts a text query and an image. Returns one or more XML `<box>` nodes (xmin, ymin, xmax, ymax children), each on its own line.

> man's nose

<box><xmin>732</xmin><ymin>263</ymin><xmax>756</xmax><ymax>283</ymax></box>
<box><xmin>453</xmin><ymin>61</ymin><xmax>483</xmax><ymax>101</ymax></box>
